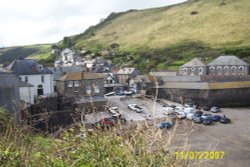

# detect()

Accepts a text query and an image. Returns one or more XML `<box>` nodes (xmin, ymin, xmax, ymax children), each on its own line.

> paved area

<box><xmin>84</xmin><ymin>95</ymin><xmax>250</xmax><ymax>167</ymax></box>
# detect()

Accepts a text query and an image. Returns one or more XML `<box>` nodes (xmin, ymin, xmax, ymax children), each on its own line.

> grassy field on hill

<box><xmin>1</xmin><ymin>0</ymin><xmax>250</xmax><ymax>72</ymax></box>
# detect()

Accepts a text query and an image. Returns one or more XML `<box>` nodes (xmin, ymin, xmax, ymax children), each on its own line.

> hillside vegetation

<box><xmin>1</xmin><ymin>0</ymin><xmax>250</xmax><ymax>72</ymax></box>
<box><xmin>0</xmin><ymin>44</ymin><xmax>52</xmax><ymax>65</ymax></box>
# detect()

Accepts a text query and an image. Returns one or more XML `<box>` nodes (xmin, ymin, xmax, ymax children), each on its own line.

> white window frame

<box><xmin>86</xmin><ymin>85</ymin><xmax>91</xmax><ymax>95</ymax></box>
<box><xmin>74</xmin><ymin>81</ymin><xmax>79</xmax><ymax>87</ymax></box>
<box><xmin>94</xmin><ymin>83</ymin><xmax>100</xmax><ymax>94</ymax></box>
<box><xmin>68</xmin><ymin>81</ymin><xmax>73</xmax><ymax>87</ymax></box>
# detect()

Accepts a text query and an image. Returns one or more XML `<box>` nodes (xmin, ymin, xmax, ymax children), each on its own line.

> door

<box><xmin>37</xmin><ymin>85</ymin><xmax>44</xmax><ymax>96</ymax></box>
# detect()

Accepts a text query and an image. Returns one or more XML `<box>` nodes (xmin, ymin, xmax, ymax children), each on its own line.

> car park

<box><xmin>159</xmin><ymin>122</ymin><xmax>174</xmax><ymax>129</ymax></box>
<box><xmin>212</xmin><ymin>115</ymin><xmax>222</xmax><ymax>122</ymax></box>
<box><xmin>220</xmin><ymin>115</ymin><xmax>231</xmax><ymax>124</ymax></box>
<box><xmin>210</xmin><ymin>107</ymin><xmax>221</xmax><ymax>113</ymax></box>
<box><xmin>184</xmin><ymin>102</ymin><xmax>193</xmax><ymax>108</ymax></box>
<box><xmin>128</xmin><ymin>104</ymin><xmax>143</xmax><ymax>113</ymax></box>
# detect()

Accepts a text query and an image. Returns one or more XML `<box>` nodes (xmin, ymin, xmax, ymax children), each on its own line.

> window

<box><xmin>209</xmin><ymin>66</ymin><xmax>215</xmax><ymax>75</ymax></box>
<box><xmin>239</xmin><ymin>66</ymin><xmax>245</xmax><ymax>75</ymax></box>
<box><xmin>198</xmin><ymin>68</ymin><xmax>203</xmax><ymax>75</ymax></box>
<box><xmin>224</xmin><ymin>66</ymin><xmax>230</xmax><ymax>75</ymax></box>
<box><xmin>183</xmin><ymin>68</ymin><xmax>188</xmax><ymax>76</ymax></box>
<box><xmin>217</xmin><ymin>66</ymin><xmax>222</xmax><ymax>75</ymax></box>
<box><xmin>68</xmin><ymin>81</ymin><xmax>73</xmax><ymax>87</ymax></box>
<box><xmin>41</xmin><ymin>76</ymin><xmax>44</xmax><ymax>82</ymax></box>
<box><xmin>74</xmin><ymin>81</ymin><xmax>79</xmax><ymax>87</ymax></box>
<box><xmin>25</xmin><ymin>76</ymin><xmax>28</xmax><ymax>82</ymax></box>
<box><xmin>86</xmin><ymin>85</ymin><xmax>91</xmax><ymax>95</ymax></box>
<box><xmin>231</xmin><ymin>66</ymin><xmax>237</xmax><ymax>75</ymax></box>
<box><xmin>94</xmin><ymin>83</ymin><xmax>100</xmax><ymax>94</ymax></box>
<box><xmin>39</xmin><ymin>65</ymin><xmax>43</xmax><ymax>70</ymax></box>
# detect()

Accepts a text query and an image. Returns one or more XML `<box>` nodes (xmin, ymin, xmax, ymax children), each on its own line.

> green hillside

<box><xmin>1</xmin><ymin>0</ymin><xmax>250</xmax><ymax>72</ymax></box>
<box><xmin>0</xmin><ymin>44</ymin><xmax>52</xmax><ymax>65</ymax></box>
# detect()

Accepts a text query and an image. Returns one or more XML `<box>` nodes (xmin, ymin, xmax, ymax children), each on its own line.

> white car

<box><xmin>186</xmin><ymin>113</ymin><xmax>194</xmax><ymax>120</ymax></box>
<box><xmin>109</xmin><ymin>107</ymin><xmax>121</xmax><ymax>117</ymax></box>
<box><xmin>184</xmin><ymin>107</ymin><xmax>194</xmax><ymax>114</ymax></box>
<box><xmin>128</xmin><ymin>104</ymin><xmax>143</xmax><ymax>113</ymax></box>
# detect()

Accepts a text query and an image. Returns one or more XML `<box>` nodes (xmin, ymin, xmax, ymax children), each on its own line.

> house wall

<box><xmin>20</xmin><ymin>74</ymin><xmax>54</xmax><ymax>97</ymax></box>
<box><xmin>20</xmin><ymin>86</ymin><xmax>35</xmax><ymax>105</ymax></box>
<box><xmin>117</xmin><ymin>74</ymin><xmax>129</xmax><ymax>85</ymax></box>
<box><xmin>207</xmin><ymin>65</ymin><xmax>249</xmax><ymax>75</ymax></box>
<box><xmin>56</xmin><ymin>78</ymin><xmax>104</xmax><ymax>99</ymax></box>
<box><xmin>179</xmin><ymin>66</ymin><xmax>207</xmax><ymax>76</ymax></box>
<box><xmin>0</xmin><ymin>73</ymin><xmax>20</xmax><ymax>115</ymax></box>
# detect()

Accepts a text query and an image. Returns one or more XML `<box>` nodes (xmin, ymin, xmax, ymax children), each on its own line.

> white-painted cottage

<box><xmin>7</xmin><ymin>59</ymin><xmax>54</xmax><ymax>97</ymax></box>
<box><xmin>19</xmin><ymin>81</ymin><xmax>35</xmax><ymax>105</ymax></box>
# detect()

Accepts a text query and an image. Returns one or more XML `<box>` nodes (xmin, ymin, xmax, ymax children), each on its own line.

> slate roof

<box><xmin>180</xmin><ymin>58</ymin><xmax>206</xmax><ymax>67</ymax></box>
<box><xmin>117</xmin><ymin>68</ymin><xmax>136</xmax><ymax>75</ymax></box>
<box><xmin>150</xmin><ymin>71</ymin><xmax>177</xmax><ymax>77</ymax></box>
<box><xmin>7</xmin><ymin>59</ymin><xmax>53</xmax><ymax>75</ymax></box>
<box><xmin>208</xmin><ymin>55</ymin><xmax>249</xmax><ymax>66</ymax></box>
<box><xmin>133</xmin><ymin>75</ymin><xmax>155</xmax><ymax>83</ymax></box>
<box><xmin>58</xmin><ymin>72</ymin><xmax>102</xmax><ymax>81</ymax></box>
<box><xmin>48</xmin><ymin>66</ymin><xmax>85</xmax><ymax>80</ymax></box>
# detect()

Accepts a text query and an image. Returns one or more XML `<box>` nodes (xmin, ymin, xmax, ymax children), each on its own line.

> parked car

<box><xmin>128</xmin><ymin>104</ymin><xmax>143</xmax><ymax>113</ymax></box>
<box><xmin>194</xmin><ymin>111</ymin><xmax>203</xmax><ymax>117</ymax></box>
<box><xmin>174</xmin><ymin>106</ymin><xmax>184</xmax><ymax>113</ymax></box>
<box><xmin>184</xmin><ymin>107</ymin><xmax>194</xmax><ymax>114</ymax></box>
<box><xmin>220</xmin><ymin>115</ymin><xmax>231</xmax><ymax>124</ymax></box>
<box><xmin>163</xmin><ymin>107</ymin><xmax>175</xmax><ymax>115</ymax></box>
<box><xmin>170</xmin><ymin>105</ymin><xmax>176</xmax><ymax>108</ymax></box>
<box><xmin>115</xmin><ymin>91</ymin><xmax>125</xmax><ymax>96</ymax></box>
<box><xmin>186</xmin><ymin>113</ymin><xmax>194</xmax><ymax>120</ymax></box>
<box><xmin>109</xmin><ymin>107</ymin><xmax>121</xmax><ymax>118</ymax></box>
<box><xmin>201</xmin><ymin>114</ymin><xmax>212</xmax><ymax>119</ymax></box>
<box><xmin>203</xmin><ymin>117</ymin><xmax>213</xmax><ymax>125</ymax></box>
<box><xmin>105</xmin><ymin>92</ymin><xmax>115</xmax><ymax>96</ymax></box>
<box><xmin>184</xmin><ymin>102</ymin><xmax>193</xmax><ymax>108</ymax></box>
<box><xmin>193</xmin><ymin>116</ymin><xmax>203</xmax><ymax>123</ymax></box>
<box><xmin>94</xmin><ymin>118</ymin><xmax>114</xmax><ymax>129</ymax></box>
<box><xmin>202</xmin><ymin>106</ymin><xmax>211</xmax><ymax>111</ymax></box>
<box><xmin>159</xmin><ymin>122</ymin><xmax>174</xmax><ymax>129</ymax></box>
<box><xmin>124</xmin><ymin>91</ymin><xmax>134</xmax><ymax>96</ymax></box>
<box><xmin>176</xmin><ymin>112</ymin><xmax>186</xmax><ymax>119</ymax></box>
<box><xmin>210</xmin><ymin>107</ymin><xmax>221</xmax><ymax>113</ymax></box>
<box><xmin>212</xmin><ymin>115</ymin><xmax>222</xmax><ymax>122</ymax></box>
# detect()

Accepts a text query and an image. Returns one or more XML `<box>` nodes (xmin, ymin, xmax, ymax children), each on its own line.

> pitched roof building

<box><xmin>179</xmin><ymin>58</ymin><xmax>206</xmax><ymax>76</ymax></box>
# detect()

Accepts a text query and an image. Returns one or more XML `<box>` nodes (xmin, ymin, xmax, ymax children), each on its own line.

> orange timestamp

<box><xmin>175</xmin><ymin>151</ymin><xmax>225</xmax><ymax>160</ymax></box>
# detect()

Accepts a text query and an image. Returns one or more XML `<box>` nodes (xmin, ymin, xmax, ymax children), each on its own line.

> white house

<box><xmin>7</xmin><ymin>59</ymin><xmax>54</xmax><ymax>97</ymax></box>
<box><xmin>54</xmin><ymin>48</ymin><xmax>83</xmax><ymax>67</ymax></box>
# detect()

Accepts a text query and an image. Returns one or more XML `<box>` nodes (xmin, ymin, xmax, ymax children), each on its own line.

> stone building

<box><xmin>116</xmin><ymin>68</ymin><xmax>140</xmax><ymax>86</ymax></box>
<box><xmin>179</xmin><ymin>58</ymin><xmax>206</xmax><ymax>76</ymax></box>
<box><xmin>56</xmin><ymin>72</ymin><xmax>106</xmax><ymax>111</ymax></box>
<box><xmin>0</xmin><ymin>67</ymin><xmax>20</xmax><ymax>117</ymax></box>
<box><xmin>207</xmin><ymin>55</ymin><xmax>249</xmax><ymax>76</ymax></box>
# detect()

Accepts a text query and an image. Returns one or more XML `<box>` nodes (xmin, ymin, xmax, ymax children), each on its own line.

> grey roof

<box><xmin>0</xmin><ymin>66</ymin><xmax>12</xmax><ymax>74</ymax></box>
<box><xmin>117</xmin><ymin>68</ymin><xmax>136</xmax><ymax>75</ymax></box>
<box><xmin>150</xmin><ymin>71</ymin><xmax>177</xmax><ymax>77</ymax></box>
<box><xmin>48</xmin><ymin>66</ymin><xmax>85</xmax><ymax>80</ymax></box>
<box><xmin>7</xmin><ymin>59</ymin><xmax>53</xmax><ymax>75</ymax></box>
<box><xmin>208</xmin><ymin>55</ymin><xmax>249</xmax><ymax>66</ymax></box>
<box><xmin>181</xmin><ymin>58</ymin><xmax>206</xmax><ymax>67</ymax></box>
<box><xmin>19</xmin><ymin>81</ymin><xmax>34</xmax><ymax>87</ymax></box>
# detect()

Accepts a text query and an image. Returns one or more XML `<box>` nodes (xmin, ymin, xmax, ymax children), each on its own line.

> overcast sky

<box><xmin>0</xmin><ymin>0</ymin><xmax>186</xmax><ymax>47</ymax></box>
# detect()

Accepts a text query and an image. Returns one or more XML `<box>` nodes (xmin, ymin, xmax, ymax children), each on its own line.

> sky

<box><xmin>0</xmin><ymin>0</ymin><xmax>186</xmax><ymax>47</ymax></box>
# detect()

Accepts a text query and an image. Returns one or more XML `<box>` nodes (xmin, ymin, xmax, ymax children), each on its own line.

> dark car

<box><xmin>203</xmin><ymin>106</ymin><xmax>211</xmax><ymax>111</ymax></box>
<box><xmin>193</xmin><ymin>116</ymin><xmax>203</xmax><ymax>123</ymax></box>
<box><xmin>170</xmin><ymin>105</ymin><xmax>176</xmax><ymax>109</ymax></box>
<box><xmin>194</xmin><ymin>111</ymin><xmax>203</xmax><ymax>117</ymax></box>
<box><xmin>203</xmin><ymin>117</ymin><xmax>213</xmax><ymax>125</ymax></box>
<box><xmin>212</xmin><ymin>115</ymin><xmax>222</xmax><ymax>122</ymax></box>
<box><xmin>220</xmin><ymin>115</ymin><xmax>231</xmax><ymax>124</ymax></box>
<box><xmin>159</xmin><ymin>122</ymin><xmax>173</xmax><ymax>129</ymax></box>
